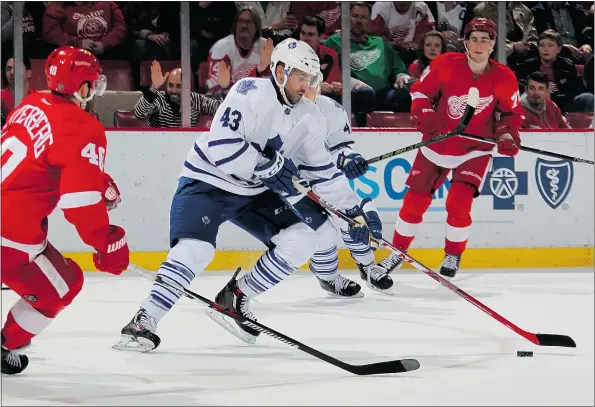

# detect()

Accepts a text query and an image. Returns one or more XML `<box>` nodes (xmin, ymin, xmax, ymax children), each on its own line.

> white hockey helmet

<box><xmin>270</xmin><ymin>39</ymin><xmax>322</xmax><ymax>104</ymax></box>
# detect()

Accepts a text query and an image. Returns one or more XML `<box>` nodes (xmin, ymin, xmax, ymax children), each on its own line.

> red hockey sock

<box><xmin>2</xmin><ymin>299</ymin><xmax>54</xmax><ymax>350</ymax></box>
<box><xmin>392</xmin><ymin>191</ymin><xmax>433</xmax><ymax>251</ymax></box>
<box><xmin>444</xmin><ymin>182</ymin><xmax>475</xmax><ymax>256</ymax></box>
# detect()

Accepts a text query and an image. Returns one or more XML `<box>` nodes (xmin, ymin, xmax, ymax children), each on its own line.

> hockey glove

<box><xmin>346</xmin><ymin>198</ymin><xmax>382</xmax><ymax>249</ymax></box>
<box><xmin>416</xmin><ymin>108</ymin><xmax>448</xmax><ymax>137</ymax></box>
<box><xmin>103</xmin><ymin>173</ymin><xmax>121</xmax><ymax>211</ymax></box>
<box><xmin>337</xmin><ymin>152</ymin><xmax>369</xmax><ymax>179</ymax></box>
<box><xmin>255</xmin><ymin>148</ymin><xmax>299</xmax><ymax>196</ymax></box>
<box><xmin>496</xmin><ymin>126</ymin><xmax>520</xmax><ymax>157</ymax></box>
<box><xmin>93</xmin><ymin>225</ymin><xmax>129</xmax><ymax>275</ymax></box>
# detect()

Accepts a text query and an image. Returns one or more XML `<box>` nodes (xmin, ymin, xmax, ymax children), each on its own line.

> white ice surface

<box><xmin>1</xmin><ymin>268</ymin><xmax>593</xmax><ymax>406</ymax></box>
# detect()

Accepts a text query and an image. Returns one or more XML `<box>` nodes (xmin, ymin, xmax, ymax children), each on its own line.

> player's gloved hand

<box><xmin>416</xmin><ymin>108</ymin><xmax>448</xmax><ymax>137</ymax></box>
<box><xmin>337</xmin><ymin>152</ymin><xmax>369</xmax><ymax>179</ymax></box>
<box><xmin>346</xmin><ymin>198</ymin><xmax>382</xmax><ymax>249</ymax></box>
<box><xmin>496</xmin><ymin>126</ymin><xmax>520</xmax><ymax>157</ymax></box>
<box><xmin>255</xmin><ymin>148</ymin><xmax>299</xmax><ymax>195</ymax></box>
<box><xmin>93</xmin><ymin>225</ymin><xmax>129</xmax><ymax>275</ymax></box>
<box><xmin>103</xmin><ymin>173</ymin><xmax>121</xmax><ymax>211</ymax></box>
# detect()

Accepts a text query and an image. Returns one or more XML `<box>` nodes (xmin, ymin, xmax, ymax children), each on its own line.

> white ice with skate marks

<box><xmin>1</xmin><ymin>268</ymin><xmax>593</xmax><ymax>406</ymax></box>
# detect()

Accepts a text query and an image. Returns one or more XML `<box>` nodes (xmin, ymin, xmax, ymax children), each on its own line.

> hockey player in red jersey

<box><xmin>1</xmin><ymin>46</ymin><xmax>129</xmax><ymax>375</ymax></box>
<box><xmin>378</xmin><ymin>18</ymin><xmax>524</xmax><ymax>278</ymax></box>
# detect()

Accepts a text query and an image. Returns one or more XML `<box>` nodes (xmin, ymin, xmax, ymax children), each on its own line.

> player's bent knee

<box><xmin>168</xmin><ymin>238</ymin><xmax>215</xmax><ymax>276</ymax></box>
<box><xmin>271</xmin><ymin>222</ymin><xmax>319</xmax><ymax>268</ymax></box>
<box><xmin>445</xmin><ymin>182</ymin><xmax>476</xmax><ymax>218</ymax></box>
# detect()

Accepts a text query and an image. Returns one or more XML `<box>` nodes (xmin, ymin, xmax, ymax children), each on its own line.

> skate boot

<box><xmin>112</xmin><ymin>309</ymin><xmax>161</xmax><ymax>352</ymax></box>
<box><xmin>439</xmin><ymin>254</ymin><xmax>461</xmax><ymax>278</ymax></box>
<box><xmin>2</xmin><ymin>335</ymin><xmax>28</xmax><ymax>375</ymax></box>
<box><xmin>206</xmin><ymin>268</ymin><xmax>261</xmax><ymax>344</ymax></box>
<box><xmin>377</xmin><ymin>251</ymin><xmax>406</xmax><ymax>274</ymax></box>
<box><xmin>358</xmin><ymin>263</ymin><xmax>395</xmax><ymax>295</ymax></box>
<box><xmin>316</xmin><ymin>274</ymin><xmax>363</xmax><ymax>298</ymax></box>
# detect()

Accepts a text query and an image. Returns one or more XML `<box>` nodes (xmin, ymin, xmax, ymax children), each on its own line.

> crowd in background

<box><xmin>1</xmin><ymin>1</ymin><xmax>594</xmax><ymax>129</ymax></box>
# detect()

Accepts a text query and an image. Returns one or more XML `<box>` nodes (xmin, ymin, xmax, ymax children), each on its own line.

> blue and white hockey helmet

<box><xmin>270</xmin><ymin>39</ymin><xmax>322</xmax><ymax>88</ymax></box>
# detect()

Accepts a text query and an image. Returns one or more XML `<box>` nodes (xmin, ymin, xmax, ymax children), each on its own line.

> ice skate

<box><xmin>316</xmin><ymin>273</ymin><xmax>364</xmax><ymax>298</ymax></box>
<box><xmin>377</xmin><ymin>251</ymin><xmax>406</xmax><ymax>274</ymax></box>
<box><xmin>1</xmin><ymin>335</ymin><xmax>28</xmax><ymax>375</ymax></box>
<box><xmin>358</xmin><ymin>263</ymin><xmax>395</xmax><ymax>295</ymax></box>
<box><xmin>439</xmin><ymin>254</ymin><xmax>461</xmax><ymax>278</ymax></box>
<box><xmin>112</xmin><ymin>309</ymin><xmax>161</xmax><ymax>352</ymax></box>
<box><xmin>205</xmin><ymin>268</ymin><xmax>260</xmax><ymax>344</ymax></box>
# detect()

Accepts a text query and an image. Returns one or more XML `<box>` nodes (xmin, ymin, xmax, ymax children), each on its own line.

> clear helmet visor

<box><xmin>91</xmin><ymin>74</ymin><xmax>107</xmax><ymax>96</ymax></box>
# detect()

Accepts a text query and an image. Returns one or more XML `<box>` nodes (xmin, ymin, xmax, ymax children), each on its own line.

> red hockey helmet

<box><xmin>463</xmin><ymin>18</ymin><xmax>497</xmax><ymax>40</ymax></box>
<box><xmin>45</xmin><ymin>46</ymin><xmax>107</xmax><ymax>103</ymax></box>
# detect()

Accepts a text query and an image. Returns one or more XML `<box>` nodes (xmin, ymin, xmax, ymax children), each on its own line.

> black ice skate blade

<box><xmin>205</xmin><ymin>308</ymin><xmax>257</xmax><ymax>345</ymax></box>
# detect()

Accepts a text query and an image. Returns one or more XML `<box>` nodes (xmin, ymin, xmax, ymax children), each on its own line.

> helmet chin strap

<box><xmin>73</xmin><ymin>90</ymin><xmax>97</xmax><ymax>110</ymax></box>
<box><xmin>273</xmin><ymin>70</ymin><xmax>297</xmax><ymax>107</ymax></box>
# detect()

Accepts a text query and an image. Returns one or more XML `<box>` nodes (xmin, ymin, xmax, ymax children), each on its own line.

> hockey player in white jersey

<box><xmin>308</xmin><ymin>94</ymin><xmax>394</xmax><ymax>296</ymax></box>
<box><xmin>114</xmin><ymin>39</ymin><xmax>383</xmax><ymax>351</ymax></box>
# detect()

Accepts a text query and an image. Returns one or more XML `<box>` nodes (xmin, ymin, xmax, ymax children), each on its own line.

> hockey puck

<box><xmin>517</xmin><ymin>351</ymin><xmax>533</xmax><ymax>357</ymax></box>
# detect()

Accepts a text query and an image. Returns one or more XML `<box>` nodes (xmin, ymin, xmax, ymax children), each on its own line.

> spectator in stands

<box><xmin>1</xmin><ymin>56</ymin><xmax>33</xmax><ymax>126</ymax></box>
<box><xmin>190</xmin><ymin>2</ymin><xmax>237</xmax><ymax>63</ymax></box>
<box><xmin>2</xmin><ymin>2</ymin><xmax>53</xmax><ymax>59</ymax></box>
<box><xmin>43</xmin><ymin>1</ymin><xmax>127</xmax><ymax>59</ymax></box>
<box><xmin>299</xmin><ymin>16</ymin><xmax>341</xmax><ymax>100</ymax></box>
<box><xmin>531</xmin><ymin>2</ymin><xmax>594</xmax><ymax>65</ymax></box>
<box><xmin>134</xmin><ymin>61</ymin><xmax>220</xmax><ymax>128</ymax></box>
<box><xmin>370</xmin><ymin>1</ymin><xmax>436</xmax><ymax>66</ymax></box>
<box><xmin>408</xmin><ymin>31</ymin><xmax>447</xmax><ymax>79</ymax></box>
<box><xmin>325</xmin><ymin>2</ymin><xmax>412</xmax><ymax>114</ymax></box>
<box><xmin>288</xmin><ymin>2</ymin><xmax>341</xmax><ymax>38</ymax></box>
<box><xmin>516</xmin><ymin>30</ymin><xmax>591</xmax><ymax>113</ymax></box>
<box><xmin>521</xmin><ymin>72</ymin><xmax>570</xmax><ymax>129</ymax></box>
<box><xmin>430</xmin><ymin>2</ymin><xmax>473</xmax><ymax>53</ymax></box>
<box><xmin>123</xmin><ymin>2</ymin><xmax>181</xmax><ymax>90</ymax></box>
<box><xmin>206</xmin><ymin>6</ymin><xmax>273</xmax><ymax>99</ymax></box>
<box><xmin>236</xmin><ymin>1</ymin><xmax>295</xmax><ymax>37</ymax></box>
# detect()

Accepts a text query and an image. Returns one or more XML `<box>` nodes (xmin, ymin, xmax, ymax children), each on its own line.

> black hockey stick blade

<box><xmin>128</xmin><ymin>264</ymin><xmax>420</xmax><ymax>376</ymax></box>
<box><xmin>536</xmin><ymin>333</ymin><xmax>577</xmax><ymax>348</ymax></box>
<box><xmin>365</xmin><ymin>87</ymin><xmax>479</xmax><ymax>165</ymax></box>
<box><xmin>346</xmin><ymin>358</ymin><xmax>421</xmax><ymax>376</ymax></box>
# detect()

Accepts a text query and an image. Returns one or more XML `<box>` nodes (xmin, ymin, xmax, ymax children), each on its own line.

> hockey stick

<box><xmin>365</xmin><ymin>87</ymin><xmax>480</xmax><ymax>165</ymax></box>
<box><xmin>458</xmin><ymin>132</ymin><xmax>594</xmax><ymax>165</ymax></box>
<box><xmin>1</xmin><ymin>287</ymin><xmax>11</xmax><ymax>291</ymax></box>
<box><xmin>293</xmin><ymin>182</ymin><xmax>577</xmax><ymax>349</ymax></box>
<box><xmin>126</xmin><ymin>263</ymin><xmax>421</xmax><ymax>375</ymax></box>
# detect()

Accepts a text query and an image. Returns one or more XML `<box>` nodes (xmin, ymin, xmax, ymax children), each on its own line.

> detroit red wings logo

<box><xmin>232</xmin><ymin>64</ymin><xmax>257</xmax><ymax>83</ymax></box>
<box><xmin>447</xmin><ymin>94</ymin><xmax>494</xmax><ymax>119</ymax></box>
<box><xmin>318</xmin><ymin>7</ymin><xmax>340</xmax><ymax>27</ymax></box>
<box><xmin>350</xmin><ymin>49</ymin><xmax>381</xmax><ymax>71</ymax></box>
<box><xmin>389</xmin><ymin>25</ymin><xmax>413</xmax><ymax>43</ymax></box>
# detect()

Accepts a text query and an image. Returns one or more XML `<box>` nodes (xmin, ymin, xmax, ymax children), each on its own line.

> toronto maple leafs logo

<box><xmin>236</xmin><ymin>79</ymin><xmax>257</xmax><ymax>95</ymax></box>
<box><xmin>535</xmin><ymin>158</ymin><xmax>574</xmax><ymax>209</ymax></box>
<box><xmin>288</xmin><ymin>41</ymin><xmax>297</xmax><ymax>49</ymax></box>
<box><xmin>447</xmin><ymin>94</ymin><xmax>494</xmax><ymax>119</ymax></box>
<box><xmin>350</xmin><ymin>49</ymin><xmax>382</xmax><ymax>71</ymax></box>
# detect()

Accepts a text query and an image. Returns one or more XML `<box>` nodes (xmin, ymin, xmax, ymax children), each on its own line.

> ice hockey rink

<box><xmin>2</xmin><ymin>268</ymin><xmax>593</xmax><ymax>406</ymax></box>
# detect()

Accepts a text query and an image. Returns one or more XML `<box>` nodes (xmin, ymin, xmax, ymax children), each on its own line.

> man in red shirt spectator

<box><xmin>42</xmin><ymin>2</ymin><xmax>127</xmax><ymax>58</ymax></box>
<box><xmin>521</xmin><ymin>71</ymin><xmax>570</xmax><ymax>129</ymax></box>
<box><xmin>299</xmin><ymin>16</ymin><xmax>341</xmax><ymax>99</ymax></box>
<box><xmin>1</xmin><ymin>57</ymin><xmax>34</xmax><ymax>126</ymax></box>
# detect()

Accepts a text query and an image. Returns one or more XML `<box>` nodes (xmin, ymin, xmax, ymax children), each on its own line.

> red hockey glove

<box><xmin>103</xmin><ymin>173</ymin><xmax>121</xmax><ymax>211</ymax></box>
<box><xmin>496</xmin><ymin>124</ymin><xmax>521</xmax><ymax>157</ymax></box>
<box><xmin>416</xmin><ymin>108</ymin><xmax>448</xmax><ymax>137</ymax></box>
<box><xmin>93</xmin><ymin>225</ymin><xmax>129</xmax><ymax>275</ymax></box>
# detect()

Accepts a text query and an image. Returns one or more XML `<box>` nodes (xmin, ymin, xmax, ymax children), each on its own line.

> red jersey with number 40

<box><xmin>410</xmin><ymin>53</ymin><xmax>524</xmax><ymax>169</ymax></box>
<box><xmin>1</xmin><ymin>92</ymin><xmax>111</xmax><ymax>252</ymax></box>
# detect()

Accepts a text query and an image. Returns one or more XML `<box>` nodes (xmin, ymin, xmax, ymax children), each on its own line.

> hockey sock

<box><xmin>237</xmin><ymin>248</ymin><xmax>296</xmax><ymax>299</ymax></box>
<box><xmin>445</xmin><ymin>182</ymin><xmax>475</xmax><ymax>256</ymax></box>
<box><xmin>309</xmin><ymin>245</ymin><xmax>339</xmax><ymax>281</ymax></box>
<box><xmin>392</xmin><ymin>191</ymin><xmax>433</xmax><ymax>251</ymax></box>
<box><xmin>141</xmin><ymin>239</ymin><xmax>215</xmax><ymax>322</ymax></box>
<box><xmin>340</xmin><ymin>229</ymin><xmax>375</xmax><ymax>266</ymax></box>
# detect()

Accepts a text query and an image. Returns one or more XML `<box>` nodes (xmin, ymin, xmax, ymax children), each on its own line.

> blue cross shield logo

<box><xmin>535</xmin><ymin>158</ymin><xmax>574</xmax><ymax>209</ymax></box>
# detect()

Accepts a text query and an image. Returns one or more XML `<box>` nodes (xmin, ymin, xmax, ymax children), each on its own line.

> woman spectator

<box><xmin>408</xmin><ymin>31</ymin><xmax>448</xmax><ymax>79</ymax></box>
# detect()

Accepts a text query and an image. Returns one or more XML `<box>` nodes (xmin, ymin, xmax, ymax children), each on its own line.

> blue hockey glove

<box><xmin>255</xmin><ymin>148</ymin><xmax>299</xmax><ymax>195</ymax></box>
<box><xmin>346</xmin><ymin>198</ymin><xmax>382</xmax><ymax>249</ymax></box>
<box><xmin>337</xmin><ymin>152</ymin><xmax>369</xmax><ymax>180</ymax></box>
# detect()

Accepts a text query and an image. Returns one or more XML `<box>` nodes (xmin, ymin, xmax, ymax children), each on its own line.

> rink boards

<box><xmin>47</xmin><ymin>128</ymin><xmax>594</xmax><ymax>271</ymax></box>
